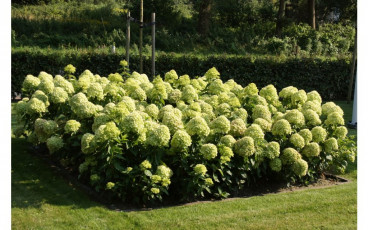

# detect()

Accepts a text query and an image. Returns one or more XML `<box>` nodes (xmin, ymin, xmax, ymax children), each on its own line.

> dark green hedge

<box><xmin>11</xmin><ymin>50</ymin><xmax>351</xmax><ymax>100</ymax></box>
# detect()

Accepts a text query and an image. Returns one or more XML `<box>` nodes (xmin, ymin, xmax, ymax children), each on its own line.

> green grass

<box><xmin>11</xmin><ymin>102</ymin><xmax>357</xmax><ymax>229</ymax></box>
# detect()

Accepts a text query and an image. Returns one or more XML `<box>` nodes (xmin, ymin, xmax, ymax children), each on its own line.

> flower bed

<box><xmin>14</xmin><ymin>61</ymin><xmax>356</xmax><ymax>205</ymax></box>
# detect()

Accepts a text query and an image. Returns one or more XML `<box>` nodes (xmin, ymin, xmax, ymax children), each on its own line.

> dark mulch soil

<box><xmin>28</xmin><ymin>145</ymin><xmax>349</xmax><ymax>212</ymax></box>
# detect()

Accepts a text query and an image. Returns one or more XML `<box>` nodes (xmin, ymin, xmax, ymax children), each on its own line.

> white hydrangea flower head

<box><xmin>302</xmin><ymin>100</ymin><xmax>322</xmax><ymax>116</ymax></box>
<box><xmin>208</xmin><ymin>79</ymin><xmax>228</xmax><ymax>95</ymax></box>
<box><xmin>272</xmin><ymin>119</ymin><xmax>292</xmax><ymax>136</ymax></box>
<box><xmin>162</xmin><ymin>112</ymin><xmax>184</xmax><ymax>135</ymax></box>
<box><xmin>215</xmin><ymin>103</ymin><xmax>231</xmax><ymax>117</ymax></box>
<box><xmin>279</xmin><ymin>86</ymin><xmax>298</xmax><ymax>99</ymax></box>
<box><xmin>252</xmin><ymin>105</ymin><xmax>272</xmax><ymax>122</ymax></box>
<box><xmin>334</xmin><ymin>126</ymin><xmax>348</xmax><ymax>139</ymax></box>
<box><xmin>321</xmin><ymin>102</ymin><xmax>344</xmax><ymax>116</ymax></box>
<box><xmin>253</xmin><ymin>118</ymin><xmax>272</xmax><ymax>132</ymax></box>
<box><xmin>177</xmin><ymin>74</ymin><xmax>191</xmax><ymax>87</ymax></box>
<box><xmin>307</xmin><ymin>90</ymin><xmax>322</xmax><ymax>104</ymax></box>
<box><xmin>27</xmin><ymin>98</ymin><xmax>46</xmax><ymax>114</ymax></box>
<box><xmin>291</xmin><ymin>90</ymin><xmax>308</xmax><ymax>105</ymax></box>
<box><xmin>69</xmin><ymin>93</ymin><xmax>97</xmax><ymax>118</ymax></box>
<box><xmin>303</xmin><ymin>109</ymin><xmax>322</xmax><ymax>126</ymax></box>
<box><xmin>81</xmin><ymin>133</ymin><xmax>95</xmax><ymax>154</ymax></box>
<box><xmin>38</xmin><ymin>71</ymin><xmax>53</xmax><ymax>82</ymax></box>
<box><xmin>168</xmin><ymin>89</ymin><xmax>182</xmax><ymax>104</ymax></box>
<box><xmin>231</xmin><ymin>108</ymin><xmax>248</xmax><ymax>122</ymax></box>
<box><xmin>64</xmin><ymin>64</ymin><xmax>76</xmax><ymax>74</ymax></box>
<box><xmin>87</xmin><ymin>82</ymin><xmax>104</xmax><ymax>100</ymax></box>
<box><xmin>181</xmin><ymin>85</ymin><xmax>198</xmax><ymax>103</ymax></box>
<box><xmin>242</xmin><ymin>83</ymin><xmax>259</xmax><ymax>97</ymax></box>
<box><xmin>54</xmin><ymin>75</ymin><xmax>75</xmax><ymax>95</ymax></box>
<box><xmin>145</xmin><ymin>104</ymin><xmax>159</xmax><ymax>119</ymax></box>
<box><xmin>219</xmin><ymin>146</ymin><xmax>234</xmax><ymax>163</ymax></box>
<box><xmin>38</xmin><ymin>78</ymin><xmax>55</xmax><ymax>95</ymax></box>
<box><xmin>204</xmin><ymin>67</ymin><xmax>220</xmax><ymax>81</ymax></box>
<box><xmin>265</xmin><ymin>141</ymin><xmax>280</xmax><ymax>159</ymax></box>
<box><xmin>200</xmin><ymin>143</ymin><xmax>218</xmax><ymax>160</ymax></box>
<box><xmin>95</xmin><ymin>121</ymin><xmax>120</xmax><ymax>142</ymax></box>
<box><xmin>108</xmin><ymin>73</ymin><xmax>123</xmax><ymax>82</ymax></box>
<box><xmin>324</xmin><ymin>137</ymin><xmax>339</xmax><ymax>154</ymax></box>
<box><xmin>259</xmin><ymin>84</ymin><xmax>279</xmax><ymax>104</ymax></box>
<box><xmin>194</xmin><ymin>164</ymin><xmax>207</xmax><ymax>176</ymax></box>
<box><xmin>156</xmin><ymin>165</ymin><xmax>173</xmax><ymax>179</ymax></box>
<box><xmin>122</xmin><ymin>111</ymin><xmax>145</xmax><ymax>135</ymax></box>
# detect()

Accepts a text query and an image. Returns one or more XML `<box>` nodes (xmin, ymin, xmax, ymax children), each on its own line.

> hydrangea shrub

<box><xmin>14</xmin><ymin>61</ymin><xmax>357</xmax><ymax>204</ymax></box>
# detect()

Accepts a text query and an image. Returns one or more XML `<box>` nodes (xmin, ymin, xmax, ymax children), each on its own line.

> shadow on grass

<box><xmin>11</xmin><ymin>137</ymin><xmax>99</xmax><ymax>210</ymax></box>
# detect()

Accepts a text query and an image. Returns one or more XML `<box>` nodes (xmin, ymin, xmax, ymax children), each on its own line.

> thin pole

<box><xmin>151</xmin><ymin>13</ymin><xmax>155</xmax><ymax>78</ymax></box>
<box><xmin>126</xmin><ymin>11</ymin><xmax>130</xmax><ymax>68</ymax></box>
<box><xmin>139</xmin><ymin>0</ymin><xmax>143</xmax><ymax>73</ymax></box>
<box><xmin>347</xmin><ymin>30</ymin><xmax>357</xmax><ymax>103</ymax></box>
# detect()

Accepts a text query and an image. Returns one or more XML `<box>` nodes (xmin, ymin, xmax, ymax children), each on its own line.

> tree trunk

<box><xmin>197</xmin><ymin>0</ymin><xmax>212</xmax><ymax>36</ymax></box>
<box><xmin>308</xmin><ymin>0</ymin><xmax>316</xmax><ymax>29</ymax></box>
<box><xmin>276</xmin><ymin>0</ymin><xmax>286</xmax><ymax>36</ymax></box>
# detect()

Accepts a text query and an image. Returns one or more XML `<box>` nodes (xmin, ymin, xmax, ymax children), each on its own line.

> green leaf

<box><xmin>144</xmin><ymin>170</ymin><xmax>152</xmax><ymax>177</ymax></box>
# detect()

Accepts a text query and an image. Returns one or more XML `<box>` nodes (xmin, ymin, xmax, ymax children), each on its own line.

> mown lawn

<box><xmin>11</xmin><ymin>101</ymin><xmax>357</xmax><ymax>230</ymax></box>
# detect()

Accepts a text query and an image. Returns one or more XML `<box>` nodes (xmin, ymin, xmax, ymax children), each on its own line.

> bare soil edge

<box><xmin>27</xmin><ymin>145</ymin><xmax>350</xmax><ymax>213</ymax></box>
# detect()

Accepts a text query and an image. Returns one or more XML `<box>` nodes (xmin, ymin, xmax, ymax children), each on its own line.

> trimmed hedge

<box><xmin>11</xmin><ymin>50</ymin><xmax>351</xmax><ymax>100</ymax></box>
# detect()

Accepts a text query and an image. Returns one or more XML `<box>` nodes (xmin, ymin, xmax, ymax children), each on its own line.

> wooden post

<box><xmin>126</xmin><ymin>11</ymin><xmax>130</xmax><ymax>68</ymax></box>
<box><xmin>151</xmin><ymin>13</ymin><xmax>155</xmax><ymax>78</ymax></box>
<box><xmin>139</xmin><ymin>0</ymin><xmax>143</xmax><ymax>73</ymax></box>
<box><xmin>347</xmin><ymin>30</ymin><xmax>357</xmax><ymax>103</ymax></box>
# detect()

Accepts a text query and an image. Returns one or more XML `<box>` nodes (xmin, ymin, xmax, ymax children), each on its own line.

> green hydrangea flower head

<box><xmin>230</xmin><ymin>118</ymin><xmax>247</xmax><ymax>137</ymax></box>
<box><xmin>162</xmin><ymin>112</ymin><xmax>184</xmax><ymax>135</ymax></box>
<box><xmin>325</xmin><ymin>112</ymin><xmax>345</xmax><ymax>126</ymax></box>
<box><xmin>161</xmin><ymin>178</ymin><xmax>171</xmax><ymax>187</ymax></box>
<box><xmin>208</xmin><ymin>79</ymin><xmax>228</xmax><ymax>95</ymax></box>
<box><xmin>324</xmin><ymin>137</ymin><xmax>339</xmax><ymax>153</ymax></box>
<box><xmin>15</xmin><ymin>100</ymin><xmax>28</xmax><ymax>115</ymax></box>
<box><xmin>289</xmin><ymin>133</ymin><xmax>305</xmax><ymax>149</ymax></box>
<box><xmin>108</xmin><ymin>73</ymin><xmax>123</xmax><ymax>82</ymax></box>
<box><xmin>171</xmin><ymin>130</ymin><xmax>192</xmax><ymax>150</ymax></box>
<box><xmin>81</xmin><ymin>133</ymin><xmax>95</xmax><ymax>154</ymax></box>
<box><xmin>46</xmin><ymin>136</ymin><xmax>64</xmax><ymax>153</ymax></box>
<box><xmin>215</xmin><ymin>103</ymin><xmax>231</xmax><ymax>117</ymax></box>
<box><xmin>210</xmin><ymin>115</ymin><xmax>231</xmax><ymax>134</ymax></box>
<box><xmin>204</xmin><ymin>178</ymin><xmax>213</xmax><ymax>186</ymax></box>
<box><xmin>38</xmin><ymin>78</ymin><xmax>55</xmax><ymax>95</ymax></box>
<box><xmin>106</xmin><ymin>182</ymin><xmax>115</xmax><ymax>190</ymax></box>
<box><xmin>219</xmin><ymin>135</ymin><xmax>236</xmax><ymax>148</ymax></box>
<box><xmin>95</xmin><ymin>121</ymin><xmax>120</xmax><ymax>142</ymax></box>
<box><xmin>299</xmin><ymin>129</ymin><xmax>313</xmax><ymax>143</ymax></box>
<box><xmin>291</xmin><ymin>90</ymin><xmax>308</xmax><ymax>105</ymax></box>
<box><xmin>146</xmin><ymin>124</ymin><xmax>171</xmax><ymax>147</ymax></box>
<box><xmin>140</xmin><ymin>160</ymin><xmax>152</xmax><ymax>170</ymax></box>
<box><xmin>145</xmin><ymin>104</ymin><xmax>159</xmax><ymax>119</ymax></box>
<box><xmin>200</xmin><ymin>144</ymin><xmax>218</xmax><ymax>160</ymax></box>
<box><xmin>272</xmin><ymin>112</ymin><xmax>285</xmax><ymax>121</ymax></box>
<box><xmin>307</xmin><ymin>90</ymin><xmax>322</xmax><ymax>104</ymax></box>
<box><xmin>230</xmin><ymin>108</ymin><xmax>248</xmax><ymax>122</ymax></box>
<box><xmin>280</xmin><ymin>148</ymin><xmax>301</xmax><ymax>165</ymax></box>
<box><xmin>279</xmin><ymin>86</ymin><xmax>298</xmax><ymax>99</ymax></box>
<box><xmin>284</xmin><ymin>109</ymin><xmax>305</xmax><ymax>128</ymax></box>
<box><xmin>23</xmin><ymin>75</ymin><xmax>40</xmax><ymax>92</ymax></box>
<box><xmin>150</xmin><ymin>188</ymin><xmax>159</xmax><ymax>194</ymax></box>
<box><xmin>151</xmin><ymin>175</ymin><xmax>162</xmax><ymax>184</ymax></box>
<box><xmin>322</xmin><ymin>102</ymin><xmax>344</xmax><ymax>116</ymax></box>
<box><xmin>181</xmin><ymin>85</ymin><xmax>198</xmax><ymax>103</ymax></box>
<box><xmin>120</xmin><ymin>60</ymin><xmax>128</xmax><ymax>67</ymax></box>
<box><xmin>311</xmin><ymin>126</ymin><xmax>327</xmax><ymax>143</ymax></box>
<box><xmin>90</xmin><ymin>174</ymin><xmax>100</xmax><ymax>184</ymax></box>
<box><xmin>186</xmin><ymin>116</ymin><xmax>210</xmax><ymax>137</ymax></box>
<box><xmin>64</xmin><ymin>120</ymin><xmax>81</xmax><ymax>134</ymax></box>
<box><xmin>272</xmin><ymin>119</ymin><xmax>292</xmax><ymax>136</ymax></box>
<box><xmin>269</xmin><ymin>158</ymin><xmax>282</xmax><ymax>172</ymax></box>
<box><xmin>164</xmin><ymin>69</ymin><xmax>179</xmax><ymax>83</ymax></box>
<box><xmin>64</xmin><ymin>64</ymin><xmax>76</xmax><ymax>74</ymax></box>
<box><xmin>27</xmin><ymin>98</ymin><xmax>46</xmax><ymax>114</ymax></box>
<box><xmin>69</xmin><ymin>93</ymin><xmax>97</xmax><ymax>118</ymax></box>
<box><xmin>50</xmin><ymin>87</ymin><xmax>68</xmax><ymax>104</ymax></box>
<box><xmin>234</xmin><ymin>136</ymin><xmax>255</xmax><ymax>157</ymax></box>
<box><xmin>87</xmin><ymin>82</ymin><xmax>104</xmax><ymax>100</ymax></box>
<box><xmin>252</xmin><ymin>105</ymin><xmax>272</xmax><ymax>122</ymax></box>
<box><xmin>219</xmin><ymin>146</ymin><xmax>234</xmax><ymax>163</ymax></box>
<box><xmin>243</xmin><ymin>83</ymin><xmax>259</xmax><ymax>97</ymax></box>
<box><xmin>177</xmin><ymin>74</ymin><xmax>191</xmax><ymax>86</ymax></box>
<box><xmin>122</xmin><ymin>111</ymin><xmax>145</xmax><ymax>135</ymax></box>
<box><xmin>194</xmin><ymin>164</ymin><xmax>207</xmax><ymax>176</ymax></box>
<box><xmin>265</xmin><ymin>141</ymin><xmax>280</xmax><ymax>159</ymax></box>
<box><xmin>302</xmin><ymin>142</ymin><xmax>321</xmax><ymax>157</ymax></box>
<box><xmin>54</xmin><ymin>75</ymin><xmax>74</xmax><ymax>95</ymax></box>
<box><xmin>244</xmin><ymin>124</ymin><xmax>264</xmax><ymax>140</ymax></box>
<box><xmin>302</xmin><ymin>100</ymin><xmax>322</xmax><ymax>115</ymax></box>
<box><xmin>204</xmin><ymin>67</ymin><xmax>220</xmax><ymax>81</ymax></box>
<box><xmin>253</xmin><ymin>118</ymin><xmax>272</xmax><ymax>132</ymax></box>
<box><xmin>292</xmin><ymin>159</ymin><xmax>308</xmax><ymax>176</ymax></box>
<box><xmin>334</xmin><ymin>126</ymin><xmax>348</xmax><ymax>139</ymax></box>
<box><xmin>303</xmin><ymin>109</ymin><xmax>321</xmax><ymax>126</ymax></box>
<box><xmin>32</xmin><ymin>90</ymin><xmax>49</xmax><ymax>106</ymax></box>
<box><xmin>38</xmin><ymin>71</ymin><xmax>53</xmax><ymax>82</ymax></box>
<box><xmin>168</xmin><ymin>89</ymin><xmax>182</xmax><ymax>104</ymax></box>
<box><xmin>259</xmin><ymin>84</ymin><xmax>279</xmax><ymax>103</ymax></box>
<box><xmin>156</xmin><ymin>165</ymin><xmax>173</xmax><ymax>179</ymax></box>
